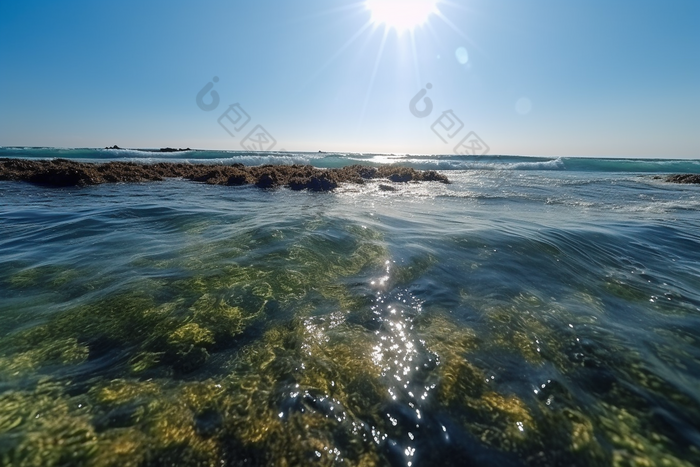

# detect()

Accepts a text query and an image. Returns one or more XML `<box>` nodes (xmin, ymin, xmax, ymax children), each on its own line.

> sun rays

<box><xmin>300</xmin><ymin>0</ymin><xmax>480</xmax><ymax>128</ymax></box>
<box><xmin>365</xmin><ymin>0</ymin><xmax>439</xmax><ymax>34</ymax></box>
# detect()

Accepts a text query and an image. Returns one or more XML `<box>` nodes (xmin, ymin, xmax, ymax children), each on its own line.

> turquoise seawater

<box><xmin>1</xmin><ymin>149</ymin><xmax>700</xmax><ymax>466</ymax></box>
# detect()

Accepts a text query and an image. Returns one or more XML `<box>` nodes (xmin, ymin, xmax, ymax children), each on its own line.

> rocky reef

<box><xmin>0</xmin><ymin>158</ymin><xmax>449</xmax><ymax>191</ymax></box>
<box><xmin>665</xmin><ymin>174</ymin><xmax>700</xmax><ymax>184</ymax></box>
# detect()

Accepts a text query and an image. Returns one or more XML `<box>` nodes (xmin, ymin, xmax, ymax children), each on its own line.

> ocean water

<box><xmin>1</xmin><ymin>148</ymin><xmax>700</xmax><ymax>466</ymax></box>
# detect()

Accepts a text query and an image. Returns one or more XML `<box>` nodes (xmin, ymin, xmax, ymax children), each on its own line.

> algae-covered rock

<box><xmin>208</xmin><ymin>315</ymin><xmax>387</xmax><ymax>465</ymax></box>
<box><xmin>480</xmin><ymin>295</ymin><xmax>569</xmax><ymax>366</ymax></box>
<box><xmin>604</xmin><ymin>277</ymin><xmax>652</xmax><ymax>302</ymax></box>
<box><xmin>414</xmin><ymin>313</ymin><xmax>482</xmax><ymax>400</ymax></box>
<box><xmin>190</xmin><ymin>294</ymin><xmax>245</xmax><ymax>342</ymax></box>
<box><xmin>7</xmin><ymin>265</ymin><xmax>68</xmax><ymax>289</ymax></box>
<box><xmin>416</xmin><ymin>310</ymin><xmax>604</xmax><ymax>462</ymax></box>
<box><xmin>0</xmin><ymin>159</ymin><xmax>449</xmax><ymax>190</ymax></box>
<box><xmin>128</xmin><ymin>351</ymin><xmax>163</xmax><ymax>374</ymax></box>
<box><xmin>162</xmin><ymin>323</ymin><xmax>214</xmax><ymax>373</ymax></box>
<box><xmin>0</xmin><ymin>337</ymin><xmax>89</xmax><ymax>379</ymax></box>
<box><xmin>86</xmin><ymin>378</ymin><xmax>224</xmax><ymax>467</ymax></box>
<box><xmin>598</xmin><ymin>402</ymin><xmax>699</xmax><ymax>467</ymax></box>
<box><xmin>0</xmin><ymin>383</ymin><xmax>98</xmax><ymax>467</ymax></box>
<box><xmin>91</xmin><ymin>379</ymin><xmax>162</xmax><ymax>406</ymax></box>
<box><xmin>167</xmin><ymin>323</ymin><xmax>215</xmax><ymax>349</ymax></box>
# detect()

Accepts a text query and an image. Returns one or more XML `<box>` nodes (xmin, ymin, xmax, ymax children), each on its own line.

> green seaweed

<box><xmin>604</xmin><ymin>277</ymin><xmax>652</xmax><ymax>302</ymax></box>
<box><xmin>597</xmin><ymin>402</ymin><xmax>699</xmax><ymax>467</ymax></box>
<box><xmin>0</xmin><ymin>382</ymin><xmax>98</xmax><ymax>467</ymax></box>
<box><xmin>0</xmin><ymin>337</ymin><xmax>89</xmax><ymax>379</ymax></box>
<box><xmin>2</xmin><ymin>217</ymin><xmax>699</xmax><ymax>466</ymax></box>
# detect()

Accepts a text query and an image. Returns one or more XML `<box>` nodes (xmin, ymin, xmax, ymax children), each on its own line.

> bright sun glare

<box><xmin>365</xmin><ymin>0</ymin><xmax>439</xmax><ymax>33</ymax></box>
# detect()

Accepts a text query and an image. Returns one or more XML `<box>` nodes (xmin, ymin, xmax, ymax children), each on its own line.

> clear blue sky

<box><xmin>0</xmin><ymin>0</ymin><xmax>698</xmax><ymax>157</ymax></box>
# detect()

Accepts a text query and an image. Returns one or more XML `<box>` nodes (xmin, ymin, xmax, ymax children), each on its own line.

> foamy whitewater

<box><xmin>1</xmin><ymin>147</ymin><xmax>700</xmax><ymax>466</ymax></box>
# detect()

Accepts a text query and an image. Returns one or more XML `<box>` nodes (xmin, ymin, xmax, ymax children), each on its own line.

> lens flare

<box><xmin>365</xmin><ymin>0</ymin><xmax>439</xmax><ymax>33</ymax></box>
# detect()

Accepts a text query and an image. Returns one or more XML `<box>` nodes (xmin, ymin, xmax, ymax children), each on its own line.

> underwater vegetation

<box><xmin>1</xmin><ymin>218</ymin><xmax>700</xmax><ymax>467</ymax></box>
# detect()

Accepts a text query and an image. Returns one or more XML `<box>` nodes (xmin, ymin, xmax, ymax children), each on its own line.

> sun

<box><xmin>365</xmin><ymin>0</ymin><xmax>439</xmax><ymax>33</ymax></box>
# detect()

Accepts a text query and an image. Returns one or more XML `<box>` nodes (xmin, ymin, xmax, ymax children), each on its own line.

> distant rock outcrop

<box><xmin>104</xmin><ymin>146</ymin><xmax>192</xmax><ymax>152</ymax></box>
<box><xmin>159</xmin><ymin>147</ymin><xmax>191</xmax><ymax>153</ymax></box>
<box><xmin>0</xmin><ymin>159</ymin><xmax>449</xmax><ymax>192</ymax></box>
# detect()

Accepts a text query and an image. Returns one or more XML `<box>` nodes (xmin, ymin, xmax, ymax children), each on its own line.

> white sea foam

<box><xmin>510</xmin><ymin>157</ymin><xmax>565</xmax><ymax>170</ymax></box>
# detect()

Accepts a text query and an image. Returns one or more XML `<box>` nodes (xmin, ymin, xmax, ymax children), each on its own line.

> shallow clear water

<box><xmin>1</xmin><ymin>164</ymin><xmax>700</xmax><ymax>466</ymax></box>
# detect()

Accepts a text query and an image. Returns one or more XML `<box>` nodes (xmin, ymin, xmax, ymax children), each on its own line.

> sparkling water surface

<box><xmin>1</xmin><ymin>166</ymin><xmax>700</xmax><ymax>466</ymax></box>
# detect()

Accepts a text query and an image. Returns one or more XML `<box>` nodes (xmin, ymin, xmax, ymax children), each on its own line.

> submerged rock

<box><xmin>0</xmin><ymin>159</ymin><xmax>450</xmax><ymax>191</ymax></box>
